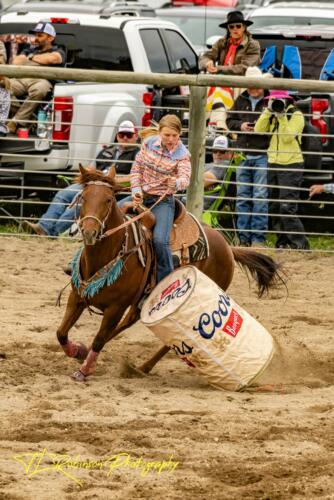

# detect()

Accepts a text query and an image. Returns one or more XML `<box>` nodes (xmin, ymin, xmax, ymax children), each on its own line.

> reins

<box><xmin>101</xmin><ymin>191</ymin><xmax>167</xmax><ymax>239</ymax></box>
<box><xmin>74</xmin><ymin>179</ymin><xmax>167</xmax><ymax>240</ymax></box>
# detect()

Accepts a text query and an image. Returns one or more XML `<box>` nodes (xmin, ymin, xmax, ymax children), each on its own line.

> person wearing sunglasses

<box><xmin>22</xmin><ymin>120</ymin><xmax>139</xmax><ymax>237</ymax></box>
<box><xmin>199</xmin><ymin>10</ymin><xmax>260</xmax><ymax>76</ymax></box>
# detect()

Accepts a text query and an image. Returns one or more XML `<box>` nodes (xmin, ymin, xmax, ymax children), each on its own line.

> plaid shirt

<box><xmin>131</xmin><ymin>135</ymin><xmax>191</xmax><ymax>196</ymax></box>
<box><xmin>0</xmin><ymin>86</ymin><xmax>10</xmax><ymax>134</ymax></box>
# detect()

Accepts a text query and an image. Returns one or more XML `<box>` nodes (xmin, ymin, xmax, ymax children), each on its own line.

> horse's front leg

<box><xmin>72</xmin><ymin>305</ymin><xmax>126</xmax><ymax>382</ymax></box>
<box><xmin>57</xmin><ymin>289</ymin><xmax>87</xmax><ymax>360</ymax></box>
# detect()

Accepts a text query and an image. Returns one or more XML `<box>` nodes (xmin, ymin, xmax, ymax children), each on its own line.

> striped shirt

<box><xmin>131</xmin><ymin>135</ymin><xmax>191</xmax><ymax>196</ymax></box>
<box><xmin>0</xmin><ymin>86</ymin><xmax>10</xmax><ymax>134</ymax></box>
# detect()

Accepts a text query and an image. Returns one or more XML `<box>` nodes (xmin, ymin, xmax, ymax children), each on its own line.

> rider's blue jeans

<box><xmin>39</xmin><ymin>183</ymin><xmax>81</xmax><ymax>236</ymax></box>
<box><xmin>118</xmin><ymin>194</ymin><xmax>175</xmax><ymax>283</ymax></box>
<box><xmin>236</xmin><ymin>155</ymin><xmax>268</xmax><ymax>245</ymax></box>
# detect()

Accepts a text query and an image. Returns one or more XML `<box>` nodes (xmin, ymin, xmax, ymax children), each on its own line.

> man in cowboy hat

<box><xmin>199</xmin><ymin>10</ymin><xmax>260</xmax><ymax>75</ymax></box>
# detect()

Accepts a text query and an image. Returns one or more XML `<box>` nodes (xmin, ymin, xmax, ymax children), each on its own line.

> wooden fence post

<box><xmin>186</xmin><ymin>85</ymin><xmax>207</xmax><ymax>219</ymax></box>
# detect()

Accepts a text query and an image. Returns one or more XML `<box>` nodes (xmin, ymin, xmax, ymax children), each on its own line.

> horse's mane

<box><xmin>75</xmin><ymin>169</ymin><xmax>117</xmax><ymax>189</ymax></box>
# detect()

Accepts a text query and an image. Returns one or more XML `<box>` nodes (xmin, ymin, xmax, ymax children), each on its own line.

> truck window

<box><xmin>163</xmin><ymin>29</ymin><xmax>198</xmax><ymax>74</ymax></box>
<box><xmin>140</xmin><ymin>29</ymin><xmax>170</xmax><ymax>73</ymax></box>
<box><xmin>65</xmin><ymin>27</ymin><xmax>133</xmax><ymax>71</ymax></box>
<box><xmin>0</xmin><ymin>24</ymin><xmax>133</xmax><ymax>71</ymax></box>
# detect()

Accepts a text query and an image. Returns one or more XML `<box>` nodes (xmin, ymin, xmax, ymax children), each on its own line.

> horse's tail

<box><xmin>231</xmin><ymin>248</ymin><xmax>285</xmax><ymax>298</ymax></box>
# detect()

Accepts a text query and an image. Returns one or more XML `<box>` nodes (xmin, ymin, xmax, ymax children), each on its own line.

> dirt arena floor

<box><xmin>0</xmin><ymin>236</ymin><xmax>333</xmax><ymax>500</ymax></box>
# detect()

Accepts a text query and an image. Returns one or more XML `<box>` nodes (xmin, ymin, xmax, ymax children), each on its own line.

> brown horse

<box><xmin>57</xmin><ymin>166</ymin><xmax>283</xmax><ymax>382</ymax></box>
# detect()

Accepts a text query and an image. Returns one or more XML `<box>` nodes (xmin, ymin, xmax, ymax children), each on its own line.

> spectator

<box><xmin>203</xmin><ymin>135</ymin><xmax>233</xmax><ymax>210</ymax></box>
<box><xmin>255</xmin><ymin>90</ymin><xmax>310</xmax><ymax>250</ymax></box>
<box><xmin>199</xmin><ymin>10</ymin><xmax>260</xmax><ymax>76</ymax></box>
<box><xmin>0</xmin><ymin>75</ymin><xmax>10</xmax><ymax>137</ymax></box>
<box><xmin>309</xmin><ymin>183</ymin><xmax>334</xmax><ymax>197</ymax></box>
<box><xmin>7</xmin><ymin>22</ymin><xmax>66</xmax><ymax>134</ymax></box>
<box><xmin>22</xmin><ymin>120</ymin><xmax>139</xmax><ymax>236</ymax></box>
<box><xmin>199</xmin><ymin>10</ymin><xmax>261</xmax><ymax>137</ymax></box>
<box><xmin>0</xmin><ymin>40</ymin><xmax>7</xmax><ymax>65</ymax></box>
<box><xmin>226</xmin><ymin>66</ymin><xmax>271</xmax><ymax>247</ymax></box>
<box><xmin>119</xmin><ymin>114</ymin><xmax>191</xmax><ymax>283</ymax></box>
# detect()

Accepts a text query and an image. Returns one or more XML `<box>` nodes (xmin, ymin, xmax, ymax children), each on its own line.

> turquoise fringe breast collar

<box><xmin>71</xmin><ymin>247</ymin><xmax>125</xmax><ymax>299</ymax></box>
<box><xmin>71</xmin><ymin>222</ymin><xmax>146</xmax><ymax>299</ymax></box>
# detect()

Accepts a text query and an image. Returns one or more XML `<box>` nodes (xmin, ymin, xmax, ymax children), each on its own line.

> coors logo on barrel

<box><xmin>192</xmin><ymin>291</ymin><xmax>233</xmax><ymax>340</ymax></box>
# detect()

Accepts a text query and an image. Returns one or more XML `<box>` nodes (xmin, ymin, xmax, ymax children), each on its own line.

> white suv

<box><xmin>248</xmin><ymin>2</ymin><xmax>334</xmax><ymax>29</ymax></box>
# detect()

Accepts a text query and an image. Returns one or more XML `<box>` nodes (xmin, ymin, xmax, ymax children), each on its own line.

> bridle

<box><xmin>76</xmin><ymin>180</ymin><xmax>115</xmax><ymax>241</ymax></box>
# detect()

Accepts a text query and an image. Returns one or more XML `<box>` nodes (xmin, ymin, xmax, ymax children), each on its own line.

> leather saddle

<box><xmin>121</xmin><ymin>198</ymin><xmax>200</xmax><ymax>263</ymax></box>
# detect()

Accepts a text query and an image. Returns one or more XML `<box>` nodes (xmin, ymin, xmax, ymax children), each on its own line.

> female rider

<box><xmin>120</xmin><ymin>114</ymin><xmax>191</xmax><ymax>283</ymax></box>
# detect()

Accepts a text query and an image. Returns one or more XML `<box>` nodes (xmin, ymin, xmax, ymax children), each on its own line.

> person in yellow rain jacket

<box><xmin>255</xmin><ymin>90</ymin><xmax>309</xmax><ymax>250</ymax></box>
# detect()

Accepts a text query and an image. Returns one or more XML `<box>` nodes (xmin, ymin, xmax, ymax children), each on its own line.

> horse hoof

<box><xmin>71</xmin><ymin>370</ymin><xmax>87</xmax><ymax>383</ymax></box>
<box><xmin>246</xmin><ymin>383</ymin><xmax>287</xmax><ymax>394</ymax></box>
<box><xmin>75</xmin><ymin>342</ymin><xmax>89</xmax><ymax>361</ymax></box>
<box><xmin>119</xmin><ymin>359</ymin><xmax>148</xmax><ymax>378</ymax></box>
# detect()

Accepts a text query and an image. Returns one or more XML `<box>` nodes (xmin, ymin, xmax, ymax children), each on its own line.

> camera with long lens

<box><xmin>268</xmin><ymin>99</ymin><xmax>286</xmax><ymax>114</ymax></box>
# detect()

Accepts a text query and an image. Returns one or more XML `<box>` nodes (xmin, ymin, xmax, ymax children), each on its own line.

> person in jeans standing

<box><xmin>226</xmin><ymin>66</ymin><xmax>271</xmax><ymax>247</ymax></box>
<box><xmin>120</xmin><ymin>114</ymin><xmax>191</xmax><ymax>283</ymax></box>
<box><xmin>255</xmin><ymin>90</ymin><xmax>309</xmax><ymax>250</ymax></box>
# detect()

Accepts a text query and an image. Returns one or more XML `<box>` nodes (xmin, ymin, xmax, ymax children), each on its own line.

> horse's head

<box><xmin>77</xmin><ymin>165</ymin><xmax>119</xmax><ymax>245</ymax></box>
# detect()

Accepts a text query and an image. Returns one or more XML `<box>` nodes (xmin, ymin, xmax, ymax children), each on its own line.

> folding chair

<box><xmin>0</xmin><ymin>161</ymin><xmax>25</xmax><ymax>226</ymax></box>
<box><xmin>202</xmin><ymin>153</ymin><xmax>245</xmax><ymax>245</ymax></box>
<box><xmin>259</xmin><ymin>45</ymin><xmax>281</xmax><ymax>76</ymax></box>
<box><xmin>320</xmin><ymin>49</ymin><xmax>334</xmax><ymax>80</ymax></box>
<box><xmin>281</xmin><ymin>45</ymin><xmax>302</xmax><ymax>80</ymax></box>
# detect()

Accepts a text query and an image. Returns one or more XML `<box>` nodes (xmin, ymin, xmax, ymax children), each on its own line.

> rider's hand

<box><xmin>132</xmin><ymin>191</ymin><xmax>143</xmax><ymax>204</ymax></box>
<box><xmin>206</xmin><ymin>61</ymin><xmax>217</xmax><ymax>74</ymax></box>
<box><xmin>167</xmin><ymin>177</ymin><xmax>177</xmax><ymax>189</ymax></box>
<box><xmin>309</xmin><ymin>184</ymin><xmax>324</xmax><ymax>198</ymax></box>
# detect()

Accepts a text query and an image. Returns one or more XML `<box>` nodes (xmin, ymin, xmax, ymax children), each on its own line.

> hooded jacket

<box><xmin>254</xmin><ymin>104</ymin><xmax>304</xmax><ymax>165</ymax></box>
<box><xmin>199</xmin><ymin>33</ymin><xmax>260</xmax><ymax>75</ymax></box>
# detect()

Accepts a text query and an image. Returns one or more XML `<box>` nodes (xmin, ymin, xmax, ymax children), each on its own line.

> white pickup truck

<box><xmin>0</xmin><ymin>11</ymin><xmax>197</xmax><ymax>187</ymax></box>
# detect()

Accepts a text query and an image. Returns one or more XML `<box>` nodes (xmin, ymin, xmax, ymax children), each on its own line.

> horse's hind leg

<box><xmin>138</xmin><ymin>345</ymin><xmax>171</xmax><ymax>374</ymax></box>
<box><xmin>57</xmin><ymin>290</ymin><xmax>87</xmax><ymax>360</ymax></box>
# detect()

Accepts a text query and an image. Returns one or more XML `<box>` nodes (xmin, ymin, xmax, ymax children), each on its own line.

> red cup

<box><xmin>17</xmin><ymin>128</ymin><xmax>29</xmax><ymax>139</ymax></box>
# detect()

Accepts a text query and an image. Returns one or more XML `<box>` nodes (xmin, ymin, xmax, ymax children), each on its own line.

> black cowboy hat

<box><xmin>219</xmin><ymin>10</ymin><xmax>253</xmax><ymax>29</ymax></box>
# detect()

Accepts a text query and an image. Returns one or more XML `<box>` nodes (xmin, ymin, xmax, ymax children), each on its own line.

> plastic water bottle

<box><xmin>46</xmin><ymin>109</ymin><xmax>53</xmax><ymax>139</ymax></box>
<box><xmin>36</xmin><ymin>109</ymin><xmax>47</xmax><ymax>138</ymax></box>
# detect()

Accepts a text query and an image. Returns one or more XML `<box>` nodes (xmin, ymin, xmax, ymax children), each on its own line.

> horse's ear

<box><xmin>107</xmin><ymin>166</ymin><xmax>116</xmax><ymax>180</ymax></box>
<box><xmin>79</xmin><ymin>163</ymin><xmax>88</xmax><ymax>176</ymax></box>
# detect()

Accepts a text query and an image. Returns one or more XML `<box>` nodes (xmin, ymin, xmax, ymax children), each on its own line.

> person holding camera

<box><xmin>226</xmin><ymin>67</ymin><xmax>271</xmax><ymax>247</ymax></box>
<box><xmin>255</xmin><ymin>90</ymin><xmax>309</xmax><ymax>250</ymax></box>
